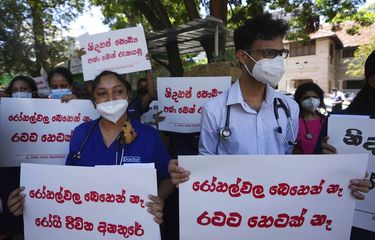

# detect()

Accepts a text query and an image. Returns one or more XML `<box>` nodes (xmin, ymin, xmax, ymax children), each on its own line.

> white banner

<box><xmin>78</xmin><ymin>26</ymin><xmax>151</xmax><ymax>81</ymax></box>
<box><xmin>157</xmin><ymin>77</ymin><xmax>231</xmax><ymax>133</ymax></box>
<box><xmin>140</xmin><ymin>100</ymin><xmax>159</xmax><ymax>129</ymax></box>
<box><xmin>328</xmin><ymin>115</ymin><xmax>375</xmax><ymax>232</ymax></box>
<box><xmin>21</xmin><ymin>163</ymin><xmax>160</xmax><ymax>240</ymax></box>
<box><xmin>179</xmin><ymin>154</ymin><xmax>368</xmax><ymax>240</ymax></box>
<box><xmin>0</xmin><ymin>98</ymin><xmax>99</xmax><ymax>166</ymax></box>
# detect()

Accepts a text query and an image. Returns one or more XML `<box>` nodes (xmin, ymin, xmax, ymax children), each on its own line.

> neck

<box><xmin>99</xmin><ymin>114</ymin><xmax>128</xmax><ymax>132</ymax></box>
<box><xmin>239</xmin><ymin>71</ymin><xmax>266</xmax><ymax>110</ymax></box>
<box><xmin>301</xmin><ymin>110</ymin><xmax>319</xmax><ymax>120</ymax></box>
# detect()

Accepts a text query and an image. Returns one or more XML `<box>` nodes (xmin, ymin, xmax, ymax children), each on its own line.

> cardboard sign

<box><xmin>21</xmin><ymin>163</ymin><xmax>160</xmax><ymax>240</ymax></box>
<box><xmin>328</xmin><ymin>115</ymin><xmax>375</xmax><ymax>232</ymax></box>
<box><xmin>140</xmin><ymin>100</ymin><xmax>159</xmax><ymax>129</ymax></box>
<box><xmin>179</xmin><ymin>154</ymin><xmax>368</xmax><ymax>240</ymax></box>
<box><xmin>157</xmin><ymin>77</ymin><xmax>231</xmax><ymax>133</ymax></box>
<box><xmin>0</xmin><ymin>98</ymin><xmax>99</xmax><ymax>166</ymax></box>
<box><xmin>78</xmin><ymin>26</ymin><xmax>151</xmax><ymax>81</ymax></box>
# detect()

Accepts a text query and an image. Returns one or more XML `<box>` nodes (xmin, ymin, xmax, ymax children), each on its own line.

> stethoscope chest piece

<box><xmin>220</xmin><ymin>127</ymin><xmax>231</xmax><ymax>139</ymax></box>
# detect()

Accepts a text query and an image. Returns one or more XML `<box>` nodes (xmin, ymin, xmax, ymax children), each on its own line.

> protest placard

<box><xmin>328</xmin><ymin>115</ymin><xmax>375</xmax><ymax>232</ymax></box>
<box><xmin>140</xmin><ymin>100</ymin><xmax>159</xmax><ymax>129</ymax></box>
<box><xmin>33</xmin><ymin>76</ymin><xmax>50</xmax><ymax>97</ymax></box>
<box><xmin>157</xmin><ymin>76</ymin><xmax>231</xmax><ymax>133</ymax></box>
<box><xmin>0</xmin><ymin>98</ymin><xmax>99</xmax><ymax>166</ymax></box>
<box><xmin>179</xmin><ymin>154</ymin><xmax>368</xmax><ymax>240</ymax></box>
<box><xmin>78</xmin><ymin>26</ymin><xmax>151</xmax><ymax>81</ymax></box>
<box><xmin>21</xmin><ymin>163</ymin><xmax>160</xmax><ymax>240</ymax></box>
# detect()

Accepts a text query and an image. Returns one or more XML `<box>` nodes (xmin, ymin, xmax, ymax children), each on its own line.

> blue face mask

<box><xmin>12</xmin><ymin>92</ymin><xmax>32</xmax><ymax>98</ymax></box>
<box><xmin>50</xmin><ymin>89</ymin><xmax>72</xmax><ymax>99</ymax></box>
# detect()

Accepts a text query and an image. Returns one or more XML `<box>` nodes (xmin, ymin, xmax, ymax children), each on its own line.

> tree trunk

<box><xmin>27</xmin><ymin>0</ymin><xmax>49</xmax><ymax>73</ymax></box>
<box><xmin>210</xmin><ymin>0</ymin><xmax>227</xmax><ymax>57</ymax></box>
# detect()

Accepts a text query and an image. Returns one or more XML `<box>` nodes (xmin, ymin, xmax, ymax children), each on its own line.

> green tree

<box><xmin>346</xmin><ymin>38</ymin><xmax>375</xmax><ymax>77</ymax></box>
<box><xmin>0</xmin><ymin>0</ymin><xmax>85</xmax><ymax>76</ymax></box>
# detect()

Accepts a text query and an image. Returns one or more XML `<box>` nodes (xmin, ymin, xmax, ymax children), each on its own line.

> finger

<box><xmin>148</xmin><ymin>207</ymin><xmax>163</xmax><ymax>219</ymax></box>
<box><xmin>8</xmin><ymin>195</ymin><xmax>25</xmax><ymax>215</ymax></box>
<box><xmin>322</xmin><ymin>136</ymin><xmax>329</xmax><ymax>143</ymax></box>
<box><xmin>147</xmin><ymin>202</ymin><xmax>163</xmax><ymax>212</ymax></box>
<box><xmin>153</xmin><ymin>217</ymin><xmax>163</xmax><ymax>224</ymax></box>
<box><xmin>321</xmin><ymin>143</ymin><xmax>337</xmax><ymax>154</ymax></box>
<box><xmin>171</xmin><ymin>176</ymin><xmax>190</xmax><ymax>186</ymax></box>
<box><xmin>148</xmin><ymin>195</ymin><xmax>163</xmax><ymax>204</ymax></box>
<box><xmin>350</xmin><ymin>179</ymin><xmax>371</xmax><ymax>188</ymax></box>
<box><xmin>7</xmin><ymin>187</ymin><xmax>25</xmax><ymax>206</ymax></box>
<box><xmin>351</xmin><ymin>190</ymin><xmax>365</xmax><ymax>200</ymax></box>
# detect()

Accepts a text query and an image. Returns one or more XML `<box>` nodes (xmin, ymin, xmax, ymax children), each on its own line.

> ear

<box><xmin>236</xmin><ymin>50</ymin><xmax>248</xmax><ymax>65</ymax></box>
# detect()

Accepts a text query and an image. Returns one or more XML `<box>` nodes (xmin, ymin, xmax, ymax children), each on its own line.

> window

<box><xmin>289</xmin><ymin>40</ymin><xmax>316</xmax><ymax>57</ymax></box>
<box><xmin>342</xmin><ymin>49</ymin><xmax>356</xmax><ymax>58</ymax></box>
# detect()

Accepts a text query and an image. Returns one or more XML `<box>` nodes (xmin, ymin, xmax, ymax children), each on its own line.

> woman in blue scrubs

<box><xmin>8</xmin><ymin>70</ymin><xmax>174</xmax><ymax>224</ymax></box>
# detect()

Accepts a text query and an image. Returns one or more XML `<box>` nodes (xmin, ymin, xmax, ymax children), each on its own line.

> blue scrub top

<box><xmin>66</xmin><ymin>118</ymin><xmax>170</xmax><ymax>179</ymax></box>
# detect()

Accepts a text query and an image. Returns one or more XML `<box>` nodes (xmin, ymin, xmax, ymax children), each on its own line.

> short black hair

<box><xmin>47</xmin><ymin>67</ymin><xmax>74</xmax><ymax>86</ymax></box>
<box><xmin>137</xmin><ymin>78</ymin><xmax>147</xmax><ymax>85</ymax></box>
<box><xmin>294</xmin><ymin>82</ymin><xmax>326</xmax><ymax>111</ymax></box>
<box><xmin>234</xmin><ymin>12</ymin><xmax>289</xmax><ymax>52</ymax></box>
<box><xmin>5</xmin><ymin>75</ymin><xmax>38</xmax><ymax>96</ymax></box>
<box><xmin>91</xmin><ymin>71</ymin><xmax>131</xmax><ymax>104</ymax></box>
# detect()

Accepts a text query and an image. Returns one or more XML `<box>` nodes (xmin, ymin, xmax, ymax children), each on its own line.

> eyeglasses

<box><xmin>244</xmin><ymin>48</ymin><xmax>289</xmax><ymax>59</ymax></box>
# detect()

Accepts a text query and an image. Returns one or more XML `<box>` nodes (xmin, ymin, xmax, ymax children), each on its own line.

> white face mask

<box><xmin>12</xmin><ymin>92</ymin><xmax>32</xmax><ymax>98</ymax></box>
<box><xmin>243</xmin><ymin>52</ymin><xmax>285</xmax><ymax>87</ymax></box>
<box><xmin>96</xmin><ymin>99</ymin><xmax>128</xmax><ymax>123</ymax></box>
<box><xmin>301</xmin><ymin>98</ymin><xmax>320</xmax><ymax>112</ymax></box>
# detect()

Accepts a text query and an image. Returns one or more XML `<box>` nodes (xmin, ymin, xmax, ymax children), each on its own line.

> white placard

<box><xmin>157</xmin><ymin>77</ymin><xmax>231</xmax><ymax>133</ymax></box>
<box><xmin>179</xmin><ymin>154</ymin><xmax>368</xmax><ymax>240</ymax></box>
<box><xmin>140</xmin><ymin>100</ymin><xmax>159</xmax><ymax>129</ymax></box>
<box><xmin>21</xmin><ymin>163</ymin><xmax>160</xmax><ymax>240</ymax></box>
<box><xmin>78</xmin><ymin>26</ymin><xmax>151</xmax><ymax>81</ymax></box>
<box><xmin>0</xmin><ymin>98</ymin><xmax>99</xmax><ymax>166</ymax></box>
<box><xmin>33</xmin><ymin>76</ymin><xmax>50</xmax><ymax>97</ymax></box>
<box><xmin>328</xmin><ymin>116</ymin><xmax>375</xmax><ymax>232</ymax></box>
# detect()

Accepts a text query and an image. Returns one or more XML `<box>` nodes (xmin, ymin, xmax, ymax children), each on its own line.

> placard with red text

<box><xmin>0</xmin><ymin>98</ymin><xmax>99</xmax><ymax>166</ymax></box>
<box><xmin>78</xmin><ymin>25</ymin><xmax>151</xmax><ymax>81</ymax></box>
<box><xmin>21</xmin><ymin>163</ymin><xmax>160</xmax><ymax>240</ymax></box>
<box><xmin>328</xmin><ymin>115</ymin><xmax>375</xmax><ymax>232</ymax></box>
<box><xmin>157</xmin><ymin>77</ymin><xmax>231</xmax><ymax>133</ymax></box>
<box><xmin>179</xmin><ymin>154</ymin><xmax>367</xmax><ymax>240</ymax></box>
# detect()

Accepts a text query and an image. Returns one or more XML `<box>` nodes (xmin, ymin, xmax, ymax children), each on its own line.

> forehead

<box><xmin>50</xmin><ymin>74</ymin><xmax>69</xmax><ymax>85</ymax></box>
<box><xmin>301</xmin><ymin>90</ymin><xmax>319</xmax><ymax>98</ymax></box>
<box><xmin>13</xmin><ymin>80</ymin><xmax>29</xmax><ymax>88</ymax></box>
<box><xmin>251</xmin><ymin>36</ymin><xmax>283</xmax><ymax>49</ymax></box>
<box><xmin>96</xmin><ymin>74</ymin><xmax>124</xmax><ymax>89</ymax></box>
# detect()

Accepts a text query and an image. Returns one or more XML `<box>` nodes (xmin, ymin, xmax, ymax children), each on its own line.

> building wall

<box><xmin>280</xmin><ymin>38</ymin><xmax>335</xmax><ymax>93</ymax></box>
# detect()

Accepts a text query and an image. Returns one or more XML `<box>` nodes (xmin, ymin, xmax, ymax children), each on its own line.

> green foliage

<box><xmin>0</xmin><ymin>0</ymin><xmax>85</xmax><ymax>76</ymax></box>
<box><xmin>346</xmin><ymin>37</ymin><xmax>375</xmax><ymax>77</ymax></box>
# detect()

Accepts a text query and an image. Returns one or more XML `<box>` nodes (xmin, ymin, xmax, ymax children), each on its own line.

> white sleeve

<box><xmin>198</xmin><ymin>103</ymin><xmax>220</xmax><ymax>155</ymax></box>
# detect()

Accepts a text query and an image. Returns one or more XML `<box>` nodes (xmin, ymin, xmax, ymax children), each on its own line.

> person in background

<box><xmin>293</xmin><ymin>82</ymin><xmax>326</xmax><ymax>154</ymax></box>
<box><xmin>4</xmin><ymin>76</ymin><xmax>38</xmax><ymax>98</ymax></box>
<box><xmin>331</xmin><ymin>88</ymin><xmax>345</xmax><ymax>112</ymax></box>
<box><xmin>127</xmin><ymin>69</ymin><xmax>155</xmax><ymax>120</ymax></box>
<box><xmin>315</xmin><ymin>50</ymin><xmax>375</xmax><ymax>240</ymax></box>
<box><xmin>47</xmin><ymin>67</ymin><xmax>78</xmax><ymax>102</ymax></box>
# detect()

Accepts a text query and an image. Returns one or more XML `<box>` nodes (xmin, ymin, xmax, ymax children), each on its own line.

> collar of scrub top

<box><xmin>226</xmin><ymin>79</ymin><xmax>276</xmax><ymax>107</ymax></box>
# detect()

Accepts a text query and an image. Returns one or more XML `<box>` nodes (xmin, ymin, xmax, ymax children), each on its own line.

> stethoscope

<box><xmin>72</xmin><ymin>119</ymin><xmax>126</xmax><ymax>165</ymax></box>
<box><xmin>218</xmin><ymin>97</ymin><xmax>296</xmax><ymax>146</ymax></box>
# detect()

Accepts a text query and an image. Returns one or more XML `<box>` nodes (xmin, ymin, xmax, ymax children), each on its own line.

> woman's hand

<box><xmin>350</xmin><ymin>172</ymin><xmax>372</xmax><ymax>200</ymax></box>
<box><xmin>7</xmin><ymin>187</ymin><xmax>25</xmax><ymax>216</ymax></box>
<box><xmin>61</xmin><ymin>94</ymin><xmax>78</xmax><ymax>103</ymax></box>
<box><xmin>168</xmin><ymin>159</ymin><xmax>190</xmax><ymax>187</ymax></box>
<box><xmin>321</xmin><ymin>136</ymin><xmax>337</xmax><ymax>154</ymax></box>
<box><xmin>146</xmin><ymin>195</ymin><xmax>164</xmax><ymax>224</ymax></box>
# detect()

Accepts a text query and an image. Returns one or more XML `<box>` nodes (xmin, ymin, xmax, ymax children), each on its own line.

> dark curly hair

<box><xmin>234</xmin><ymin>12</ymin><xmax>289</xmax><ymax>52</ymax></box>
<box><xmin>47</xmin><ymin>67</ymin><xmax>74</xmax><ymax>86</ymax></box>
<box><xmin>5</xmin><ymin>75</ymin><xmax>38</xmax><ymax>97</ymax></box>
<box><xmin>294</xmin><ymin>82</ymin><xmax>326</xmax><ymax>115</ymax></box>
<box><xmin>91</xmin><ymin>70</ymin><xmax>131</xmax><ymax>105</ymax></box>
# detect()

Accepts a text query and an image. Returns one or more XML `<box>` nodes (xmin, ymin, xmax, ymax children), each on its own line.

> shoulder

<box><xmin>131</xmin><ymin>119</ymin><xmax>159</xmax><ymax>137</ymax></box>
<box><xmin>273</xmin><ymin>89</ymin><xmax>299</xmax><ymax>112</ymax></box>
<box><xmin>71</xmin><ymin>118</ymin><xmax>99</xmax><ymax>140</ymax></box>
<box><xmin>203</xmin><ymin>88</ymin><xmax>229</xmax><ymax>112</ymax></box>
